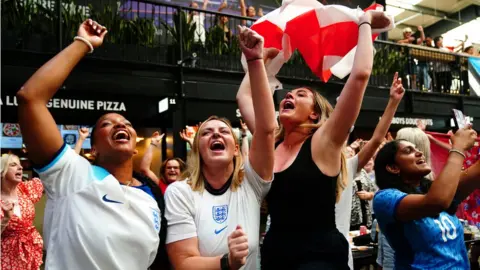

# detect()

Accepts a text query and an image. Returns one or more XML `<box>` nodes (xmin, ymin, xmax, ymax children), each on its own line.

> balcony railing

<box><xmin>2</xmin><ymin>0</ymin><xmax>477</xmax><ymax>95</ymax></box>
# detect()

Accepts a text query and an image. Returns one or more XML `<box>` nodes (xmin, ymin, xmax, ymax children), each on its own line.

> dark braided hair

<box><xmin>375</xmin><ymin>140</ymin><xmax>459</xmax><ymax>215</ymax></box>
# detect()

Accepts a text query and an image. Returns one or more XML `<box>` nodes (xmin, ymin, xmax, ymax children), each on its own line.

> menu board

<box><xmin>58</xmin><ymin>125</ymin><xmax>92</xmax><ymax>149</ymax></box>
<box><xmin>0</xmin><ymin>123</ymin><xmax>93</xmax><ymax>150</ymax></box>
<box><xmin>1</xmin><ymin>123</ymin><xmax>23</xmax><ymax>149</ymax></box>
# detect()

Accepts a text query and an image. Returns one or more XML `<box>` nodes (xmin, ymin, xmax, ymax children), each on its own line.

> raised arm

<box><xmin>315</xmin><ymin>11</ymin><xmax>390</xmax><ymax>149</ymax></box>
<box><xmin>427</xmin><ymin>134</ymin><xmax>451</xmax><ymax>150</ymax></box>
<box><xmin>236</xmin><ymin>48</ymin><xmax>279</xmax><ymax>134</ymax></box>
<box><xmin>395</xmin><ymin>127</ymin><xmax>476</xmax><ymax>221</ymax></box>
<box><xmin>17</xmin><ymin>20</ymin><xmax>106</xmax><ymax>166</ymax></box>
<box><xmin>357</xmin><ymin>72</ymin><xmax>404</xmax><ymax>170</ymax></box>
<box><xmin>416</xmin><ymin>26</ymin><xmax>425</xmax><ymax>45</ymax></box>
<box><xmin>74</xmin><ymin>127</ymin><xmax>90</xmax><ymax>154</ymax></box>
<box><xmin>139</xmin><ymin>132</ymin><xmax>163</xmax><ymax>185</ymax></box>
<box><xmin>239</xmin><ymin>120</ymin><xmax>250</xmax><ymax>159</ymax></box>
<box><xmin>238</xmin><ymin>26</ymin><xmax>276</xmax><ymax>180</ymax></box>
<box><xmin>202</xmin><ymin>0</ymin><xmax>209</xmax><ymax>10</ymax></box>
<box><xmin>218</xmin><ymin>1</ymin><xmax>227</xmax><ymax>12</ymax></box>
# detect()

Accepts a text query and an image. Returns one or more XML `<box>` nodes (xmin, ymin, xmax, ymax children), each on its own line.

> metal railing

<box><xmin>2</xmin><ymin>0</ymin><xmax>476</xmax><ymax>95</ymax></box>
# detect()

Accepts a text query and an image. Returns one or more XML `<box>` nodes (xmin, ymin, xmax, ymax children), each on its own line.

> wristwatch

<box><xmin>220</xmin><ymin>253</ymin><xmax>230</xmax><ymax>270</ymax></box>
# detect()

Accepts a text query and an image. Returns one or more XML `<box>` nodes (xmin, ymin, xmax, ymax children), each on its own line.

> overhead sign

<box><xmin>1</xmin><ymin>95</ymin><xmax>126</xmax><ymax>112</ymax></box>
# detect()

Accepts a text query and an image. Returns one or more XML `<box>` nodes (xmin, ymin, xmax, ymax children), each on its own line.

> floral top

<box><xmin>351</xmin><ymin>170</ymin><xmax>378</xmax><ymax>228</ymax></box>
<box><xmin>1</xmin><ymin>178</ymin><xmax>44</xmax><ymax>270</ymax></box>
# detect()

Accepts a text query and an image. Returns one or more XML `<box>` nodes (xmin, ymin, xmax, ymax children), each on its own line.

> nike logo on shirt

<box><xmin>102</xmin><ymin>194</ymin><xmax>123</xmax><ymax>204</ymax></box>
<box><xmin>215</xmin><ymin>226</ymin><xmax>228</xmax><ymax>235</ymax></box>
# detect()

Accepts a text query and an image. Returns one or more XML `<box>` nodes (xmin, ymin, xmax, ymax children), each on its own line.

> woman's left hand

<box><xmin>389</xmin><ymin>72</ymin><xmax>405</xmax><ymax>101</ymax></box>
<box><xmin>238</xmin><ymin>25</ymin><xmax>264</xmax><ymax>61</ymax></box>
<box><xmin>356</xmin><ymin>191</ymin><xmax>373</xmax><ymax>200</ymax></box>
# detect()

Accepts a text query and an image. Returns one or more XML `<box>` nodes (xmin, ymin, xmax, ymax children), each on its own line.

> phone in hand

<box><xmin>452</xmin><ymin>109</ymin><xmax>468</xmax><ymax>131</ymax></box>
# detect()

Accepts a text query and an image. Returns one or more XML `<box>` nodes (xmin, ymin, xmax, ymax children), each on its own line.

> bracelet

<box><xmin>449</xmin><ymin>148</ymin><xmax>466</xmax><ymax>159</ymax></box>
<box><xmin>150</xmin><ymin>143</ymin><xmax>159</xmax><ymax>147</ymax></box>
<box><xmin>74</xmin><ymin>36</ymin><xmax>94</xmax><ymax>54</ymax></box>
<box><xmin>358</xmin><ymin>22</ymin><xmax>371</xmax><ymax>29</ymax></box>
<box><xmin>247</xmin><ymin>57</ymin><xmax>262</xmax><ymax>62</ymax></box>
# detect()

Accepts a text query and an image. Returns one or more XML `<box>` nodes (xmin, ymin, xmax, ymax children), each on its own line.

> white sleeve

<box><xmin>34</xmin><ymin>144</ymin><xmax>93</xmax><ymax>199</ymax></box>
<box><xmin>164</xmin><ymin>182</ymin><xmax>197</xmax><ymax>244</ymax></box>
<box><xmin>243</xmin><ymin>158</ymin><xmax>273</xmax><ymax>203</ymax></box>
<box><xmin>350</xmin><ymin>155</ymin><xmax>359</xmax><ymax>174</ymax></box>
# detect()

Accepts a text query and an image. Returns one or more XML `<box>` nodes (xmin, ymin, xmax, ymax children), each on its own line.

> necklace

<box><xmin>124</xmin><ymin>179</ymin><xmax>133</xmax><ymax>186</ymax></box>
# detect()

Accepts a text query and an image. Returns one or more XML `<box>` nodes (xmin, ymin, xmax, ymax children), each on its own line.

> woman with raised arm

<box><xmin>16</xmin><ymin>20</ymin><xmax>168</xmax><ymax>269</ymax></box>
<box><xmin>237</xmin><ymin>10</ymin><xmax>391</xmax><ymax>269</ymax></box>
<box><xmin>373</xmin><ymin>126</ymin><xmax>477</xmax><ymax>269</ymax></box>
<box><xmin>164</xmin><ymin>26</ymin><xmax>276</xmax><ymax>270</ymax></box>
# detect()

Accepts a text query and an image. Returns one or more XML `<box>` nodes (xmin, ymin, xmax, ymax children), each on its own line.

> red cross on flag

<box><xmin>241</xmin><ymin>0</ymin><xmax>394</xmax><ymax>89</ymax></box>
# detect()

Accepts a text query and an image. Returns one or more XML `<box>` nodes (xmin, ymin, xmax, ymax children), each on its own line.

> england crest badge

<box><xmin>212</xmin><ymin>205</ymin><xmax>228</xmax><ymax>224</ymax></box>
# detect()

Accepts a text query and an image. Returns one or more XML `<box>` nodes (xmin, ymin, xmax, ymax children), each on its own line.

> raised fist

<box><xmin>238</xmin><ymin>25</ymin><xmax>264</xmax><ymax>61</ymax></box>
<box><xmin>77</xmin><ymin>19</ymin><xmax>108</xmax><ymax>49</ymax></box>
<box><xmin>78</xmin><ymin>127</ymin><xmax>90</xmax><ymax>140</ymax></box>
<box><xmin>228</xmin><ymin>225</ymin><xmax>249</xmax><ymax>270</ymax></box>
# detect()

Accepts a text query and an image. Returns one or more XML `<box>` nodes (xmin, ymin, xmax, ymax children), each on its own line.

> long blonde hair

<box><xmin>396</xmin><ymin>127</ymin><xmax>434</xmax><ymax>179</ymax></box>
<box><xmin>275</xmin><ymin>87</ymin><xmax>348</xmax><ymax>202</ymax></box>
<box><xmin>184</xmin><ymin>116</ymin><xmax>245</xmax><ymax>192</ymax></box>
<box><xmin>1</xmin><ymin>154</ymin><xmax>19</xmax><ymax>180</ymax></box>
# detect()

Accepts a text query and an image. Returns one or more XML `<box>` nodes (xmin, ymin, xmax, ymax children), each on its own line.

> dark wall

<box><xmin>4</xmin><ymin>49</ymin><xmax>480</xmax><ymax>159</ymax></box>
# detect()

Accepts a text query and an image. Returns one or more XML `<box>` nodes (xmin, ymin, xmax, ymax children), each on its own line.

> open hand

<box><xmin>151</xmin><ymin>131</ymin><xmax>165</xmax><ymax>147</ymax></box>
<box><xmin>389</xmin><ymin>72</ymin><xmax>405</xmax><ymax>101</ymax></box>
<box><xmin>416</xmin><ymin>119</ymin><xmax>426</xmax><ymax>131</ymax></box>
<box><xmin>179</xmin><ymin>129</ymin><xmax>194</xmax><ymax>146</ymax></box>
<box><xmin>238</xmin><ymin>25</ymin><xmax>264</xmax><ymax>61</ymax></box>
<box><xmin>228</xmin><ymin>225</ymin><xmax>249</xmax><ymax>270</ymax></box>
<box><xmin>77</xmin><ymin>19</ymin><xmax>108</xmax><ymax>49</ymax></box>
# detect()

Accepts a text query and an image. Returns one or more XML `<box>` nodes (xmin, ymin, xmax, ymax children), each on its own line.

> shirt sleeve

<box><xmin>18</xmin><ymin>178</ymin><xmax>44</xmax><ymax>204</ymax></box>
<box><xmin>350</xmin><ymin>155</ymin><xmax>359</xmax><ymax>173</ymax></box>
<box><xmin>373</xmin><ymin>189</ymin><xmax>408</xmax><ymax>224</ymax></box>
<box><xmin>243</xmin><ymin>158</ymin><xmax>273</xmax><ymax>203</ymax></box>
<box><xmin>164</xmin><ymin>182</ymin><xmax>197</xmax><ymax>244</ymax></box>
<box><xmin>34</xmin><ymin>144</ymin><xmax>93</xmax><ymax>199</ymax></box>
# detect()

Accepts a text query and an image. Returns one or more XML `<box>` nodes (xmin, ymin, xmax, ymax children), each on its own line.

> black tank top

<box><xmin>261</xmin><ymin>137</ymin><xmax>349</xmax><ymax>269</ymax></box>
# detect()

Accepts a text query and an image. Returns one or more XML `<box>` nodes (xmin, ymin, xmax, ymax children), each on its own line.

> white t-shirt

<box><xmin>165</xmin><ymin>159</ymin><xmax>272</xmax><ymax>270</ymax></box>
<box><xmin>35</xmin><ymin>145</ymin><xmax>160</xmax><ymax>270</ymax></box>
<box><xmin>335</xmin><ymin>155</ymin><xmax>359</xmax><ymax>270</ymax></box>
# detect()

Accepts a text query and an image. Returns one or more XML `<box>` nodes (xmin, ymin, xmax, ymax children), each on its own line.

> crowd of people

<box><xmin>1</xmin><ymin>5</ymin><xmax>480</xmax><ymax>270</ymax></box>
<box><xmin>395</xmin><ymin>24</ymin><xmax>479</xmax><ymax>93</ymax></box>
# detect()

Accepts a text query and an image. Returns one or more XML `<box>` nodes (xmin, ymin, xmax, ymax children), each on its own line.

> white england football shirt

<box><xmin>335</xmin><ymin>155</ymin><xmax>359</xmax><ymax>270</ymax></box>
<box><xmin>165</xmin><ymin>159</ymin><xmax>272</xmax><ymax>270</ymax></box>
<box><xmin>35</xmin><ymin>144</ymin><xmax>160</xmax><ymax>270</ymax></box>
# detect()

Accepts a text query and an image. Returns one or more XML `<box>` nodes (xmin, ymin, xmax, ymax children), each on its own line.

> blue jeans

<box><xmin>377</xmin><ymin>231</ymin><xmax>395</xmax><ymax>270</ymax></box>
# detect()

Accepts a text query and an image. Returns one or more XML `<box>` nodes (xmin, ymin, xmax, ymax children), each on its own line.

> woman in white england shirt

<box><xmin>165</xmin><ymin>26</ymin><xmax>276</xmax><ymax>270</ymax></box>
<box><xmin>16</xmin><ymin>20</ymin><xmax>163</xmax><ymax>269</ymax></box>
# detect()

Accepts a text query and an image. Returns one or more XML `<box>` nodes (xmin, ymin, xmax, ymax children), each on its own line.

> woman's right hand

<box><xmin>77</xmin><ymin>19</ymin><xmax>108</xmax><ymax>49</ymax></box>
<box><xmin>361</xmin><ymin>10</ymin><xmax>391</xmax><ymax>30</ymax></box>
<box><xmin>228</xmin><ymin>225</ymin><xmax>249</xmax><ymax>270</ymax></box>
<box><xmin>451</xmin><ymin>125</ymin><xmax>477</xmax><ymax>151</ymax></box>
<box><xmin>1</xmin><ymin>201</ymin><xmax>14</xmax><ymax>222</ymax></box>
